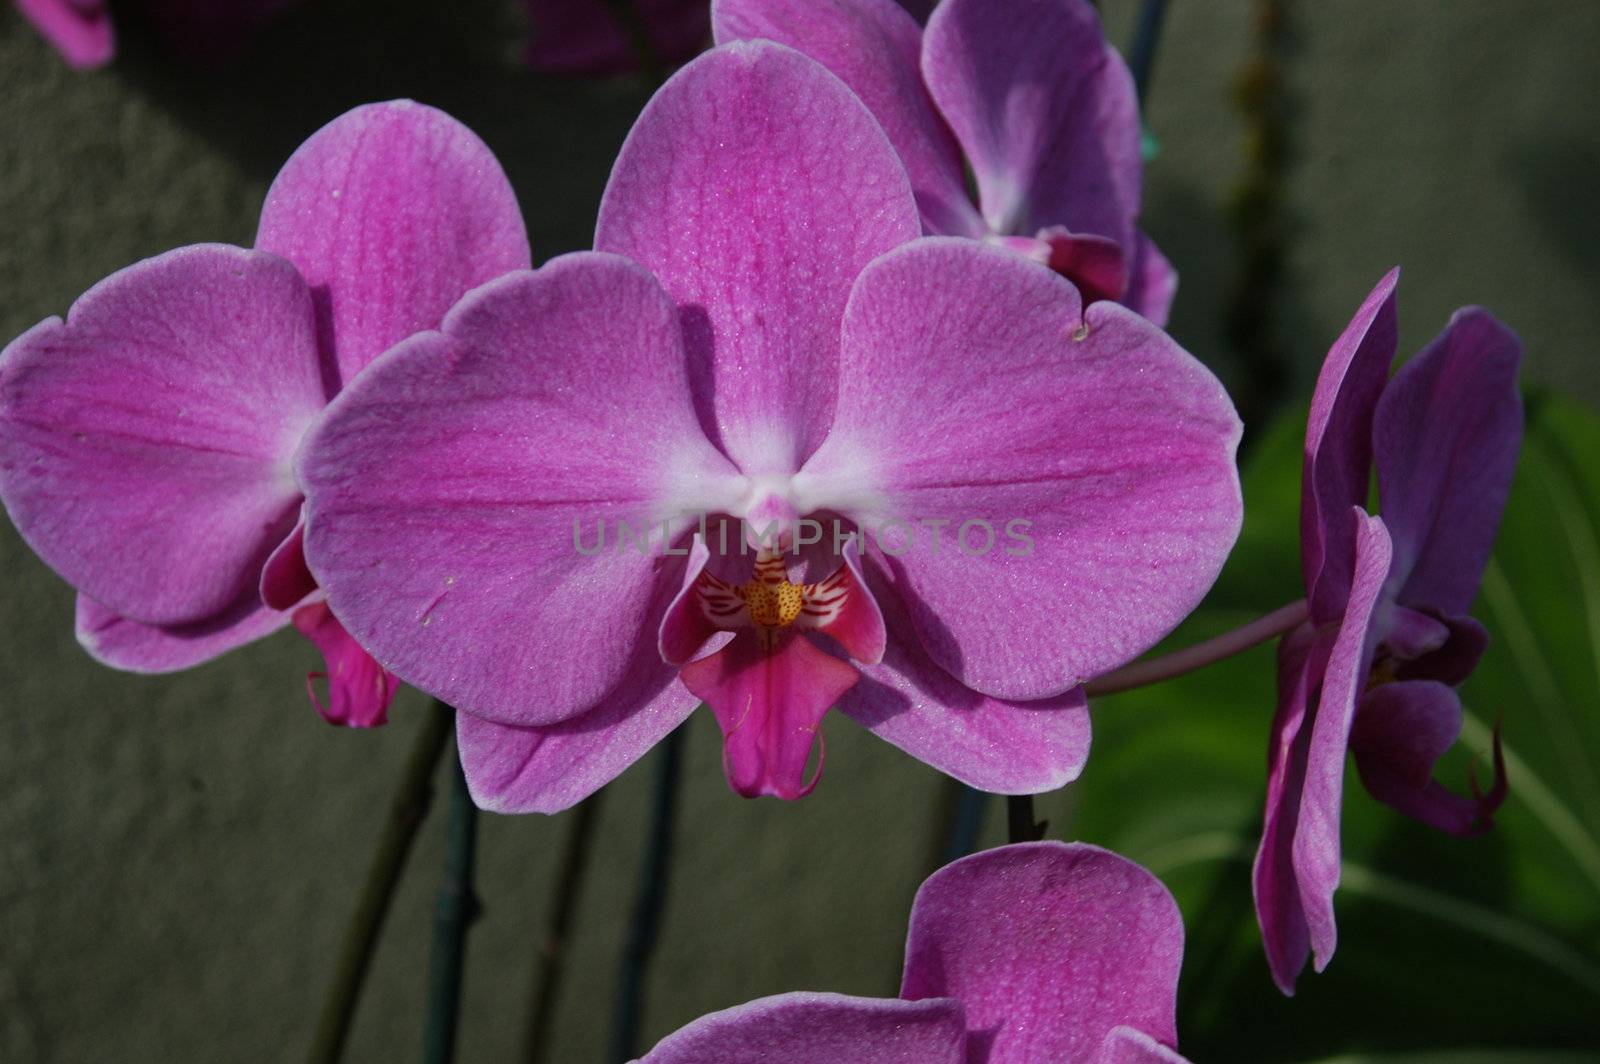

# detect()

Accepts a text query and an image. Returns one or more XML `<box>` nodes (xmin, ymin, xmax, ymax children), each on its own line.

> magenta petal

<box><xmin>292</xmin><ymin>601</ymin><xmax>397</xmax><ymax>728</ymax></box>
<box><xmin>457</xmin><ymin>673</ymin><xmax>698</xmax><ymax>814</ymax></box>
<box><xmin>596</xmin><ymin>41</ymin><xmax>921</xmax><ymax>474</ymax></box>
<box><xmin>921</xmin><ymin>0</ymin><xmax>1141</xmax><ymax>245</ymax></box>
<box><xmin>658</xmin><ymin>536</ymin><xmax>720</xmax><ymax>667</ymax></box>
<box><xmin>1123</xmin><ymin>231</ymin><xmax>1177</xmax><ymax>327</ymax></box>
<box><xmin>1374</xmin><ymin>307</ymin><xmax>1523</xmax><ymax>615</ymax></box>
<box><xmin>1251</xmin><ymin>623</ymin><xmax>1323</xmax><ymax>996</ymax></box>
<box><xmin>901</xmin><ymin>842</ymin><xmax>1183</xmax><ymax>1064</ymax></box>
<box><xmin>16</xmin><ymin>0</ymin><xmax>115</xmax><ymax>68</ymax></box>
<box><xmin>1036</xmin><ymin>225</ymin><xmax>1129</xmax><ymax>305</ymax></box>
<box><xmin>1302</xmin><ymin>268</ymin><xmax>1398</xmax><ymax>624</ymax></box>
<box><xmin>1093</xmin><ymin>1026</ymin><xmax>1193</xmax><ymax>1064</ymax></box>
<box><xmin>816</xmin><ymin>536</ymin><xmax>887</xmax><ymax>664</ymax></box>
<box><xmin>1293</xmin><ymin>511</ymin><xmax>1393</xmax><ymax>977</ymax></box>
<box><xmin>1351</xmin><ymin>681</ymin><xmax>1506</xmax><ymax>836</ymax></box>
<box><xmin>841</xmin><ymin>558</ymin><xmax>1090</xmax><ymax>793</ymax></box>
<box><xmin>681</xmin><ymin>631</ymin><xmax>860</xmax><ymax>800</ymax></box>
<box><xmin>0</xmin><ymin>244</ymin><xmax>323</xmax><ymax>625</ymax></box>
<box><xmin>805</xmin><ymin>239</ymin><xmax>1241</xmax><ymax>699</ymax></box>
<box><xmin>712</xmin><ymin>0</ymin><xmax>980</xmax><ymax>237</ymax></box>
<box><xmin>76</xmin><ymin>591</ymin><xmax>290</xmax><ymax>673</ymax></box>
<box><xmin>300</xmin><ymin>254</ymin><xmax>742</xmax><ymax>726</ymax></box>
<box><xmin>256</xmin><ymin>101</ymin><xmax>531</xmax><ymax>386</ymax></box>
<box><xmin>260</xmin><ymin>519</ymin><xmax>316</xmax><ymax>611</ymax></box>
<box><xmin>637</xmin><ymin>992</ymin><xmax>968</xmax><ymax>1064</ymax></box>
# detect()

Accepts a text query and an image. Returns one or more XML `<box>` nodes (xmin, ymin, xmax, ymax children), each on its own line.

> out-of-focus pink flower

<box><xmin>14</xmin><ymin>0</ymin><xmax>298</xmax><ymax>68</ymax></box>
<box><xmin>715</xmin><ymin>0</ymin><xmax>1176</xmax><ymax>323</ymax></box>
<box><xmin>636</xmin><ymin>842</ymin><xmax>1191</xmax><ymax>1063</ymax></box>
<box><xmin>0</xmin><ymin>101</ymin><xmax>531</xmax><ymax>728</ymax></box>
<box><xmin>525</xmin><ymin>0</ymin><xmax>709</xmax><ymax>75</ymax></box>
<box><xmin>299</xmin><ymin>43</ymin><xmax>1242</xmax><ymax>809</ymax></box>
<box><xmin>1254</xmin><ymin>268</ymin><xmax>1519</xmax><ymax>994</ymax></box>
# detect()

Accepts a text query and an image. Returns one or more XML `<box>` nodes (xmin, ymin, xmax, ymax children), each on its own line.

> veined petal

<box><xmin>595</xmin><ymin>41</ymin><xmax>921</xmax><ymax>474</ymax></box>
<box><xmin>76</xmin><ymin>591</ymin><xmax>290</xmax><ymax>673</ymax></box>
<box><xmin>1293</xmin><ymin>511</ymin><xmax>1393</xmax><ymax>977</ymax></box>
<box><xmin>636</xmin><ymin>992</ymin><xmax>968</xmax><ymax>1064</ymax></box>
<box><xmin>841</xmin><ymin>556</ymin><xmax>1089</xmax><ymax>793</ymax></box>
<box><xmin>1374</xmin><ymin>307</ymin><xmax>1523</xmax><ymax>616</ymax></box>
<box><xmin>681</xmin><ymin>631</ymin><xmax>860</xmax><ymax>799</ymax></box>
<box><xmin>711</xmin><ymin>0</ymin><xmax>980</xmax><ymax>237</ymax></box>
<box><xmin>292</xmin><ymin>601</ymin><xmax>397</xmax><ymax>728</ymax></box>
<box><xmin>16</xmin><ymin>0</ymin><xmax>114</xmax><ymax>69</ymax></box>
<box><xmin>256</xmin><ymin>100</ymin><xmax>531</xmax><ymax>387</ymax></box>
<box><xmin>1351</xmin><ymin>681</ymin><xmax>1507</xmax><ymax>836</ymax></box>
<box><xmin>457</xmin><ymin>676</ymin><xmax>698</xmax><ymax>815</ymax></box>
<box><xmin>0</xmin><ymin>244</ymin><xmax>323</xmax><ymax>625</ymax></box>
<box><xmin>1303</xmin><ymin>269</ymin><xmax>1398</xmax><ymax>624</ymax></box>
<box><xmin>901</xmin><ymin>842</ymin><xmax>1183</xmax><ymax>1064</ymax></box>
<box><xmin>300</xmin><ymin>253</ymin><xmax>744</xmax><ymax>726</ymax></box>
<box><xmin>1123</xmin><ymin>231</ymin><xmax>1177</xmax><ymax>327</ymax></box>
<box><xmin>1093</xmin><ymin>1026</ymin><xmax>1193</xmax><ymax>1064</ymax></box>
<box><xmin>922</xmin><ymin>0</ymin><xmax>1140</xmax><ymax>245</ymax></box>
<box><xmin>800</xmin><ymin>239</ymin><xmax>1241</xmax><ymax>700</ymax></box>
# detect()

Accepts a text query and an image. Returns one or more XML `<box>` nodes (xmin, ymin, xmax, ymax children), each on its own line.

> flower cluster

<box><xmin>0</xmin><ymin>0</ymin><xmax>1525</xmax><ymax>1050</ymax></box>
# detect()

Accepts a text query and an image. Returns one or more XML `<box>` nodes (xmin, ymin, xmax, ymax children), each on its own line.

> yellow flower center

<box><xmin>740</xmin><ymin>578</ymin><xmax>805</xmax><ymax>628</ymax></box>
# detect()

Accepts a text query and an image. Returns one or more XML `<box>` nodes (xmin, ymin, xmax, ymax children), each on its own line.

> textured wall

<box><xmin>1</xmin><ymin>1</ymin><xmax>1596</xmax><ymax>1061</ymax></box>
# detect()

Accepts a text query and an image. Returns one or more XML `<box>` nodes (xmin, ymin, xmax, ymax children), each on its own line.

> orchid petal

<box><xmin>1123</xmin><ymin>231</ymin><xmax>1177</xmax><ymax>327</ymax></box>
<box><xmin>16</xmin><ymin>0</ymin><xmax>115</xmax><ymax>69</ymax></box>
<box><xmin>681</xmin><ymin>631</ymin><xmax>860</xmax><ymax>800</ymax></box>
<box><xmin>841</xmin><ymin>557</ymin><xmax>1089</xmax><ymax>793</ymax></box>
<box><xmin>260</xmin><ymin>519</ymin><xmax>316</xmax><ymax>611</ymax></box>
<box><xmin>292</xmin><ymin>601</ymin><xmax>397</xmax><ymax>728</ymax></box>
<box><xmin>805</xmin><ymin>536</ymin><xmax>886</xmax><ymax>664</ymax></box>
<box><xmin>1252</xmin><ymin>622</ymin><xmax>1323</xmax><ymax>996</ymax></box>
<box><xmin>1092</xmin><ymin>1026</ymin><xmax>1193</xmax><ymax>1064</ymax></box>
<box><xmin>256</xmin><ymin>100</ymin><xmax>531</xmax><ymax>387</ymax></box>
<box><xmin>457</xmin><ymin>680</ymin><xmax>698</xmax><ymax>815</ymax></box>
<box><xmin>802</xmin><ymin>239</ymin><xmax>1241</xmax><ymax>700</ymax></box>
<box><xmin>922</xmin><ymin>0</ymin><xmax>1140</xmax><ymax>244</ymax></box>
<box><xmin>901</xmin><ymin>842</ymin><xmax>1183</xmax><ymax>1064</ymax></box>
<box><xmin>1397</xmin><ymin>611</ymin><xmax>1488</xmax><ymax>687</ymax></box>
<box><xmin>300</xmin><ymin>253</ymin><xmax>743</xmax><ymax>726</ymax></box>
<box><xmin>711</xmin><ymin>0</ymin><xmax>980</xmax><ymax>237</ymax></box>
<box><xmin>1374</xmin><ymin>307</ymin><xmax>1523</xmax><ymax>615</ymax></box>
<box><xmin>1351</xmin><ymin>681</ymin><xmax>1507</xmax><ymax>836</ymax></box>
<box><xmin>0</xmin><ymin>244</ymin><xmax>323</xmax><ymax>625</ymax></box>
<box><xmin>1303</xmin><ymin>269</ymin><xmax>1398</xmax><ymax>624</ymax></box>
<box><xmin>76</xmin><ymin>592</ymin><xmax>290</xmax><ymax>673</ymax></box>
<box><xmin>595</xmin><ymin>41</ymin><xmax>921</xmax><ymax>474</ymax></box>
<box><xmin>635</xmin><ymin>992</ymin><xmax>968</xmax><ymax>1064</ymax></box>
<box><xmin>1293</xmin><ymin>510</ymin><xmax>1393</xmax><ymax>977</ymax></box>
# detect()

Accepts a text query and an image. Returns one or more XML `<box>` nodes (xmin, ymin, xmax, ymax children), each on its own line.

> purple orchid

<box><xmin>634</xmin><ymin>841</ymin><xmax>1190</xmax><ymax>1063</ymax></box>
<box><xmin>0</xmin><ymin>101</ymin><xmax>530</xmax><ymax>727</ymax></box>
<box><xmin>713</xmin><ymin>0</ymin><xmax>1175</xmax><ymax>324</ymax></box>
<box><xmin>525</xmin><ymin>0</ymin><xmax>710</xmax><ymax>75</ymax></box>
<box><xmin>1254</xmin><ymin>269</ymin><xmax>1518</xmax><ymax>994</ymax></box>
<box><xmin>13</xmin><ymin>0</ymin><xmax>298</xmax><ymax>68</ymax></box>
<box><xmin>298</xmin><ymin>42</ymin><xmax>1242</xmax><ymax>810</ymax></box>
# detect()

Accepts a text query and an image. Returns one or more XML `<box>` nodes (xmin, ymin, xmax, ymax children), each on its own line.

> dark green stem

<box><xmin>306</xmin><ymin>698</ymin><xmax>452</xmax><ymax>1064</ymax></box>
<box><xmin>1007</xmin><ymin>794</ymin><xmax>1046</xmax><ymax>844</ymax></box>
<box><xmin>610</xmin><ymin>726</ymin><xmax>686</xmax><ymax>1063</ymax></box>
<box><xmin>943</xmin><ymin>783</ymin><xmax>990</xmax><ymax>862</ymax></box>
<box><xmin>423</xmin><ymin>735</ymin><xmax>480</xmax><ymax>1064</ymax></box>
<box><xmin>1127</xmin><ymin>0</ymin><xmax>1172</xmax><ymax>105</ymax></box>
<box><xmin>523</xmin><ymin>793</ymin><xmax>604</xmax><ymax>1064</ymax></box>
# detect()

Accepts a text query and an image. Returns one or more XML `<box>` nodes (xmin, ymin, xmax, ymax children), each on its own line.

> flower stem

<box><xmin>423</xmin><ymin>742</ymin><xmax>480</xmax><ymax>1064</ymax></box>
<box><xmin>611</xmin><ymin>725</ymin><xmax>686</xmax><ymax>1063</ymax></box>
<box><xmin>523</xmin><ymin>793</ymin><xmax>604</xmax><ymax>1064</ymax></box>
<box><xmin>306</xmin><ymin>698</ymin><xmax>452</xmax><ymax>1064</ymax></box>
<box><xmin>1007</xmin><ymin>794</ymin><xmax>1045</xmax><ymax>844</ymax></box>
<box><xmin>1085</xmin><ymin>599</ymin><xmax>1308</xmax><ymax>697</ymax></box>
<box><xmin>1127</xmin><ymin>0</ymin><xmax>1172</xmax><ymax>105</ymax></box>
<box><xmin>942</xmin><ymin>783</ymin><xmax>990</xmax><ymax>861</ymax></box>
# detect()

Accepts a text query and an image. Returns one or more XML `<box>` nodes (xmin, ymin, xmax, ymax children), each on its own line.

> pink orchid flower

<box><xmin>1254</xmin><ymin>268</ymin><xmax>1518</xmax><ymax>994</ymax></box>
<box><xmin>0</xmin><ymin>101</ymin><xmax>530</xmax><ymax>727</ymax></box>
<box><xmin>13</xmin><ymin>0</ymin><xmax>296</xmax><ymax>69</ymax></box>
<box><xmin>299</xmin><ymin>43</ymin><xmax>1241</xmax><ymax>809</ymax></box>
<box><xmin>525</xmin><ymin>0</ymin><xmax>710</xmax><ymax>75</ymax></box>
<box><xmin>634</xmin><ymin>842</ymin><xmax>1190</xmax><ymax>1064</ymax></box>
<box><xmin>714</xmin><ymin>0</ymin><xmax>1176</xmax><ymax>324</ymax></box>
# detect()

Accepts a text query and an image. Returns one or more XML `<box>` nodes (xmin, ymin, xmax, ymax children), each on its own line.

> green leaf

<box><xmin>1057</xmin><ymin>394</ymin><xmax>1600</xmax><ymax>1060</ymax></box>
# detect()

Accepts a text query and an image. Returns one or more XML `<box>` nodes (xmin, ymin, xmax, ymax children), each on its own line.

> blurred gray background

<box><xmin>1</xmin><ymin>1</ymin><xmax>1596</xmax><ymax>1061</ymax></box>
